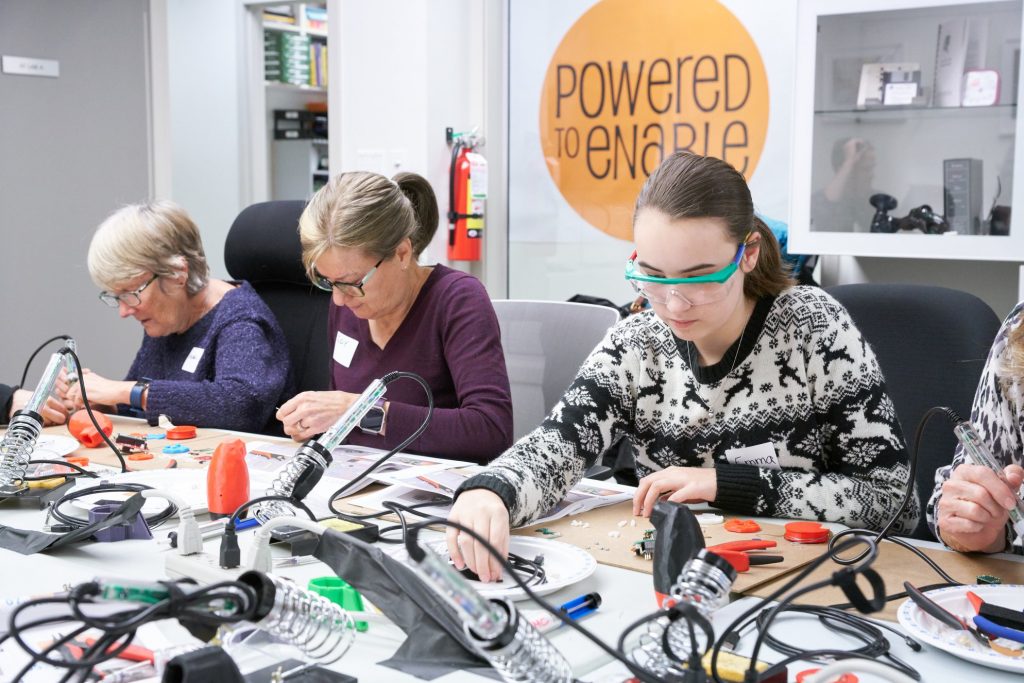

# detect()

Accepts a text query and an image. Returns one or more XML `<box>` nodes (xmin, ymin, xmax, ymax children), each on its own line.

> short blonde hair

<box><xmin>299</xmin><ymin>171</ymin><xmax>439</xmax><ymax>280</ymax></box>
<box><xmin>87</xmin><ymin>201</ymin><xmax>209</xmax><ymax>295</ymax></box>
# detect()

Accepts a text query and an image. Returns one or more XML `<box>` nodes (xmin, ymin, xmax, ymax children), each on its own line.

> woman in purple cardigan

<box><xmin>68</xmin><ymin>201</ymin><xmax>291</xmax><ymax>433</ymax></box>
<box><xmin>275</xmin><ymin>171</ymin><xmax>513</xmax><ymax>463</ymax></box>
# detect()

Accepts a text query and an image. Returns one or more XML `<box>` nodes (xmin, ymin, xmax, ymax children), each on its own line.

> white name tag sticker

<box><xmin>181</xmin><ymin>347</ymin><xmax>204</xmax><ymax>373</ymax></box>
<box><xmin>724</xmin><ymin>441</ymin><xmax>780</xmax><ymax>470</ymax></box>
<box><xmin>333</xmin><ymin>331</ymin><xmax>358</xmax><ymax>368</ymax></box>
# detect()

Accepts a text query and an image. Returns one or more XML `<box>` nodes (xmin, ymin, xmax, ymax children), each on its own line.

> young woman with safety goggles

<box><xmin>446</xmin><ymin>151</ymin><xmax>916</xmax><ymax>583</ymax></box>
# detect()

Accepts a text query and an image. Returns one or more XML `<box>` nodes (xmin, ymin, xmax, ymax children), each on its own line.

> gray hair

<box><xmin>87</xmin><ymin>201</ymin><xmax>210</xmax><ymax>295</ymax></box>
<box><xmin>299</xmin><ymin>171</ymin><xmax>439</xmax><ymax>279</ymax></box>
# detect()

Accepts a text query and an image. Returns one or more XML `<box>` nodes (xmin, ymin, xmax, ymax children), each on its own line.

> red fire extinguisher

<box><xmin>447</xmin><ymin>137</ymin><xmax>486</xmax><ymax>261</ymax></box>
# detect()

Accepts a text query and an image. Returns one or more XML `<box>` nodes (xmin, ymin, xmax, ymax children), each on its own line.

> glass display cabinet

<box><xmin>790</xmin><ymin>0</ymin><xmax>1024</xmax><ymax>260</ymax></box>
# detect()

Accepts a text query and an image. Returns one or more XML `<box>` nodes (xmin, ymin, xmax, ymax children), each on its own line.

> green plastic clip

<box><xmin>308</xmin><ymin>576</ymin><xmax>368</xmax><ymax>631</ymax></box>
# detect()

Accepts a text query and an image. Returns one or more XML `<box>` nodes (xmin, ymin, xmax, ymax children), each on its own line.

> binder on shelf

<box><xmin>933</xmin><ymin>18</ymin><xmax>986</xmax><ymax>106</ymax></box>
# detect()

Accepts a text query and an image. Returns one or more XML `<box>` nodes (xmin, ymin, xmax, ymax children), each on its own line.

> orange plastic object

<box><xmin>166</xmin><ymin>425</ymin><xmax>197</xmax><ymax>440</ymax></box>
<box><xmin>127</xmin><ymin>452</ymin><xmax>154</xmax><ymax>461</ymax></box>
<box><xmin>207</xmin><ymin>438</ymin><xmax>250</xmax><ymax>517</ymax></box>
<box><xmin>784</xmin><ymin>521</ymin><xmax>830</xmax><ymax>544</ymax></box>
<box><xmin>724</xmin><ymin>519</ymin><xmax>761</xmax><ymax>533</ymax></box>
<box><xmin>796</xmin><ymin>670</ymin><xmax>858</xmax><ymax>683</ymax></box>
<box><xmin>65</xmin><ymin>456</ymin><xmax>90</xmax><ymax>467</ymax></box>
<box><xmin>68</xmin><ymin>410</ymin><xmax>113</xmax><ymax>448</ymax></box>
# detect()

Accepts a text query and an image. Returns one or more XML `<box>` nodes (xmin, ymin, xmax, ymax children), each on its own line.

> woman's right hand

<box><xmin>938</xmin><ymin>463</ymin><xmax>1024</xmax><ymax>553</ymax></box>
<box><xmin>446</xmin><ymin>489</ymin><xmax>511</xmax><ymax>584</ymax></box>
<box><xmin>276</xmin><ymin>390</ymin><xmax>359</xmax><ymax>441</ymax></box>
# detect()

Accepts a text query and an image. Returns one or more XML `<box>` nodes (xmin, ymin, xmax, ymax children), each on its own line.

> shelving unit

<box><xmin>244</xmin><ymin>1</ymin><xmax>331</xmax><ymax>202</ymax></box>
<box><xmin>790</xmin><ymin>0</ymin><xmax>1024</xmax><ymax>261</ymax></box>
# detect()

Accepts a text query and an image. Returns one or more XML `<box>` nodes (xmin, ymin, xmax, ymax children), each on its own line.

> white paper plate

<box><xmin>897</xmin><ymin>584</ymin><xmax>1024</xmax><ymax>673</ymax></box>
<box><xmin>391</xmin><ymin>536</ymin><xmax>597</xmax><ymax>601</ymax></box>
<box><xmin>66</xmin><ymin>469</ymin><xmax>209</xmax><ymax>517</ymax></box>
<box><xmin>32</xmin><ymin>434</ymin><xmax>79</xmax><ymax>459</ymax></box>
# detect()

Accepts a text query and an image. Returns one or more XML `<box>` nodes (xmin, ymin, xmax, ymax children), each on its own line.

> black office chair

<box><xmin>225</xmin><ymin>201</ymin><xmax>331</xmax><ymax>425</ymax></box>
<box><xmin>826</xmin><ymin>283</ymin><xmax>1000</xmax><ymax>540</ymax></box>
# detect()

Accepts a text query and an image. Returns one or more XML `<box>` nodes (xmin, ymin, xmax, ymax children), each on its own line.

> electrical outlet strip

<box><xmin>165</xmin><ymin>549</ymin><xmax>246</xmax><ymax>584</ymax></box>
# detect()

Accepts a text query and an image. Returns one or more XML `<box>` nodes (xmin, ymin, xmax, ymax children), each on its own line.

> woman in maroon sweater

<box><xmin>276</xmin><ymin>172</ymin><xmax>513</xmax><ymax>463</ymax></box>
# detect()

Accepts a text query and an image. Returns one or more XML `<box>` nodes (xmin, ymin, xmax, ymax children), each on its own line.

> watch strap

<box><xmin>129</xmin><ymin>379</ymin><xmax>151</xmax><ymax>410</ymax></box>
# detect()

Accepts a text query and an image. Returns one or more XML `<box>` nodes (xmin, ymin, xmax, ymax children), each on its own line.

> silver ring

<box><xmin>298</xmin><ymin>419</ymin><xmax>307</xmax><ymax>430</ymax></box>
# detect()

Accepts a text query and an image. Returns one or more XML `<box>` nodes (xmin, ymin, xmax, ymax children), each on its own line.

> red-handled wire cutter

<box><xmin>706</xmin><ymin>539</ymin><xmax>783</xmax><ymax>572</ymax></box>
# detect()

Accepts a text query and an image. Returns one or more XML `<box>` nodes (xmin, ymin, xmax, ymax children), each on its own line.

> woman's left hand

<box><xmin>65</xmin><ymin>369</ymin><xmax>131</xmax><ymax>410</ymax></box>
<box><xmin>632</xmin><ymin>466</ymin><xmax>718</xmax><ymax>517</ymax></box>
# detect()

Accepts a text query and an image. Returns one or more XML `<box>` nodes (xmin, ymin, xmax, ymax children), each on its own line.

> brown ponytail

<box><xmin>394</xmin><ymin>172</ymin><xmax>439</xmax><ymax>257</ymax></box>
<box><xmin>746</xmin><ymin>215</ymin><xmax>795</xmax><ymax>299</ymax></box>
<box><xmin>298</xmin><ymin>170</ymin><xmax>440</xmax><ymax>279</ymax></box>
<box><xmin>634</xmin><ymin>151</ymin><xmax>794</xmax><ymax>299</ymax></box>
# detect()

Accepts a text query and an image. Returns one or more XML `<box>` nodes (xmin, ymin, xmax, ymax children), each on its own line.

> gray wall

<box><xmin>0</xmin><ymin>0</ymin><xmax>150</xmax><ymax>383</ymax></box>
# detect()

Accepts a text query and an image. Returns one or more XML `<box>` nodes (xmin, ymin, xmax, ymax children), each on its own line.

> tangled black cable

<box><xmin>399</xmin><ymin>508</ymin><xmax>668</xmax><ymax>683</ymax></box>
<box><xmin>49</xmin><ymin>482</ymin><xmax>177</xmax><ymax>530</ymax></box>
<box><xmin>825</xmin><ymin>405</ymin><xmax>963</xmax><ymax>588</ymax></box>
<box><xmin>336</xmin><ymin>500</ymin><xmax>549</xmax><ymax>587</ymax></box>
<box><xmin>5</xmin><ymin>578</ymin><xmax>257</xmax><ymax>683</ymax></box>
<box><xmin>750</xmin><ymin>605</ymin><xmax>920</xmax><ymax>680</ymax></box>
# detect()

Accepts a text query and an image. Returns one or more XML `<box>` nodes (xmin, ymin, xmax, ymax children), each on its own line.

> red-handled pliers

<box><xmin>707</xmin><ymin>539</ymin><xmax>783</xmax><ymax>572</ymax></box>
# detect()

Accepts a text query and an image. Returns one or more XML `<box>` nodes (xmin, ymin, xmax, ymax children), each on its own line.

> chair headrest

<box><xmin>225</xmin><ymin>200</ymin><xmax>309</xmax><ymax>286</ymax></box>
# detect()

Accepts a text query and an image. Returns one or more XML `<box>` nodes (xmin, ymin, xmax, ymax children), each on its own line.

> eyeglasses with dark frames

<box><xmin>98</xmin><ymin>274</ymin><xmax>159</xmax><ymax>308</ymax></box>
<box><xmin>312</xmin><ymin>257</ymin><xmax>385</xmax><ymax>298</ymax></box>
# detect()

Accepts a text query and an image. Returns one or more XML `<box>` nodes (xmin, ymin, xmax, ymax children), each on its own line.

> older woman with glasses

<box><xmin>447</xmin><ymin>151</ymin><xmax>916</xmax><ymax>582</ymax></box>
<box><xmin>274</xmin><ymin>171</ymin><xmax>513</xmax><ymax>463</ymax></box>
<box><xmin>67</xmin><ymin>201</ymin><xmax>291</xmax><ymax>432</ymax></box>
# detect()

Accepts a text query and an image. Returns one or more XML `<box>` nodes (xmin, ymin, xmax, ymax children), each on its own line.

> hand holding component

<box><xmin>276</xmin><ymin>389</ymin><xmax>362</xmax><ymax>441</ymax></box>
<box><xmin>446</xmin><ymin>488</ymin><xmax>510</xmax><ymax>584</ymax></box>
<box><xmin>633</xmin><ymin>466</ymin><xmax>718</xmax><ymax>517</ymax></box>
<box><xmin>65</xmin><ymin>368</ymin><xmax>132</xmax><ymax>411</ymax></box>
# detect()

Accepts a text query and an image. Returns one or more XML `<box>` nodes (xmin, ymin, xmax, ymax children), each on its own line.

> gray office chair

<box><xmin>491</xmin><ymin>299</ymin><xmax>621</xmax><ymax>478</ymax></box>
<box><xmin>826</xmin><ymin>283</ymin><xmax>1000</xmax><ymax>540</ymax></box>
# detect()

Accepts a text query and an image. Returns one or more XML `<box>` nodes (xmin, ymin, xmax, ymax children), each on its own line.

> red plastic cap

<box><xmin>784</xmin><ymin>521</ymin><xmax>830</xmax><ymax>544</ymax></box>
<box><xmin>166</xmin><ymin>425</ymin><xmax>197</xmax><ymax>440</ymax></box>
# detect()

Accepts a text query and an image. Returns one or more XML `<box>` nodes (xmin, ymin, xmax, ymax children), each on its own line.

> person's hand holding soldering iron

<box><xmin>937</xmin><ymin>462</ymin><xmax>1024</xmax><ymax>553</ymax></box>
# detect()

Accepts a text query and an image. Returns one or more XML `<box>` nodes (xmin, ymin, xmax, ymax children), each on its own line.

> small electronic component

<box><xmin>115</xmin><ymin>434</ymin><xmax>147</xmax><ymax>454</ymax></box>
<box><xmin>977</xmin><ymin>574</ymin><xmax>1003</xmax><ymax>585</ymax></box>
<box><xmin>632</xmin><ymin>529</ymin><xmax>657</xmax><ymax>560</ymax></box>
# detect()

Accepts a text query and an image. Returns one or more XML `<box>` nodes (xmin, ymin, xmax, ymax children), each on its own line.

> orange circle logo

<box><xmin>540</xmin><ymin>0</ymin><xmax>769</xmax><ymax>241</ymax></box>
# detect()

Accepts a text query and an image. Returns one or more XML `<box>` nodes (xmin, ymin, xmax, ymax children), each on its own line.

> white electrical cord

<box><xmin>803</xmin><ymin>659</ymin><xmax>918</xmax><ymax>683</ymax></box>
<box><xmin>245</xmin><ymin>516</ymin><xmax>326</xmax><ymax>573</ymax></box>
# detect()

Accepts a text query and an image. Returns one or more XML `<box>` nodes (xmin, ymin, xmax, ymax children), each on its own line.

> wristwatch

<box><xmin>359</xmin><ymin>398</ymin><xmax>387</xmax><ymax>435</ymax></box>
<box><xmin>129</xmin><ymin>379</ymin><xmax>151</xmax><ymax>411</ymax></box>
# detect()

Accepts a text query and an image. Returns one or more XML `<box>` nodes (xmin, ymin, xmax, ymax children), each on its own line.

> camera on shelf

<box><xmin>869</xmin><ymin>193</ymin><xmax>949</xmax><ymax>234</ymax></box>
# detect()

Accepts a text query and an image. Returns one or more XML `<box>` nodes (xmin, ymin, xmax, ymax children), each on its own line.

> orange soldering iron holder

<box><xmin>207</xmin><ymin>439</ymin><xmax>249</xmax><ymax>519</ymax></box>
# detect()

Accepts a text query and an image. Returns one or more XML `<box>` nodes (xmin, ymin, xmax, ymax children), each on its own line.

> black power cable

<box><xmin>18</xmin><ymin>334</ymin><xmax>74</xmax><ymax>388</ymax></box>
<box><xmin>49</xmin><ymin>482</ymin><xmax>177</xmax><ymax>530</ymax></box>
<box><xmin>327</xmin><ymin>371</ymin><xmax>434</xmax><ymax>512</ymax></box>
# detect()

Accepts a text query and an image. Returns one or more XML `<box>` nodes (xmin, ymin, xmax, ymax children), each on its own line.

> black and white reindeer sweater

<box><xmin>927</xmin><ymin>302</ymin><xmax>1024</xmax><ymax>553</ymax></box>
<box><xmin>460</xmin><ymin>286</ymin><xmax>918</xmax><ymax>533</ymax></box>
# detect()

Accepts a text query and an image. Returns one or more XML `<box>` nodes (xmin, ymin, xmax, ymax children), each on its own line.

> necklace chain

<box><xmin>687</xmin><ymin>325</ymin><xmax>746</xmax><ymax>402</ymax></box>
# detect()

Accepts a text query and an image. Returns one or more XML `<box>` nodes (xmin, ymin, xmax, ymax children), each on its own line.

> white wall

<box><xmin>165</xmin><ymin>0</ymin><xmax>249</xmax><ymax>279</ymax></box>
<box><xmin>328</xmin><ymin>0</ymin><xmax>496</xmax><ymax>282</ymax></box>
